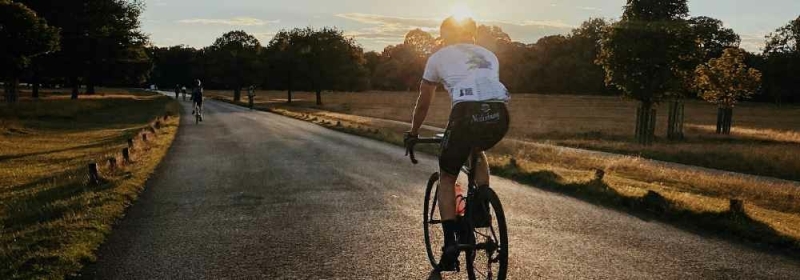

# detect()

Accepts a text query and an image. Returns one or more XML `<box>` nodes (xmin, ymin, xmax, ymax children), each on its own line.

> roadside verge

<box><xmin>1</xmin><ymin>92</ymin><xmax>181</xmax><ymax>279</ymax></box>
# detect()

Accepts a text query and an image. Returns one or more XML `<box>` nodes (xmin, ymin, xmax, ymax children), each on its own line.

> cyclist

<box><xmin>247</xmin><ymin>85</ymin><xmax>255</xmax><ymax>110</ymax></box>
<box><xmin>404</xmin><ymin>16</ymin><xmax>510</xmax><ymax>279</ymax></box>
<box><xmin>191</xmin><ymin>79</ymin><xmax>204</xmax><ymax>121</ymax></box>
<box><xmin>174</xmin><ymin>84</ymin><xmax>180</xmax><ymax>99</ymax></box>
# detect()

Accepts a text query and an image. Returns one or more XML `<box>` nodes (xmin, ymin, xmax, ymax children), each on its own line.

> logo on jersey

<box><xmin>481</xmin><ymin>104</ymin><xmax>491</xmax><ymax>113</ymax></box>
<box><xmin>459</xmin><ymin>88</ymin><xmax>474</xmax><ymax>97</ymax></box>
<box><xmin>458</xmin><ymin>46</ymin><xmax>492</xmax><ymax>70</ymax></box>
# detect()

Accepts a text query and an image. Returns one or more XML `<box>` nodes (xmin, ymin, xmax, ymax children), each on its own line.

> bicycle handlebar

<box><xmin>405</xmin><ymin>137</ymin><xmax>442</xmax><ymax>164</ymax></box>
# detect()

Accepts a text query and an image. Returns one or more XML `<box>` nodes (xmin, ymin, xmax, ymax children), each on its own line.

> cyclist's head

<box><xmin>195</xmin><ymin>79</ymin><xmax>202</xmax><ymax>87</ymax></box>
<box><xmin>440</xmin><ymin>16</ymin><xmax>477</xmax><ymax>45</ymax></box>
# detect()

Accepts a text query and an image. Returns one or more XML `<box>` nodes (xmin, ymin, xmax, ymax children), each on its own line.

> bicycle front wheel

<box><xmin>466</xmin><ymin>187</ymin><xmax>508</xmax><ymax>280</ymax></box>
<box><xmin>423</xmin><ymin>172</ymin><xmax>444</xmax><ymax>269</ymax></box>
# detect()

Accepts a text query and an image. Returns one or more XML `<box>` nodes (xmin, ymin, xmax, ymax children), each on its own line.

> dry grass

<box><xmin>212</xmin><ymin>91</ymin><xmax>800</xmax><ymax>254</ymax></box>
<box><xmin>209</xmin><ymin>90</ymin><xmax>800</xmax><ymax>181</ymax></box>
<box><xmin>0</xmin><ymin>90</ymin><xmax>180</xmax><ymax>279</ymax></box>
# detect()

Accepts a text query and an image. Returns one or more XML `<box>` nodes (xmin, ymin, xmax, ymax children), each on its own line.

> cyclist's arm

<box><xmin>410</xmin><ymin>80</ymin><xmax>436</xmax><ymax>135</ymax></box>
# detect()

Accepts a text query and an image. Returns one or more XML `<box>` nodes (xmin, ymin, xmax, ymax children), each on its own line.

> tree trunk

<box><xmin>233</xmin><ymin>86</ymin><xmax>241</xmax><ymax>102</ymax></box>
<box><xmin>32</xmin><ymin>68</ymin><xmax>40</xmax><ymax>99</ymax></box>
<box><xmin>724</xmin><ymin>107</ymin><xmax>733</xmax><ymax>135</ymax></box>
<box><xmin>667</xmin><ymin>99</ymin><xmax>685</xmax><ymax>140</ymax></box>
<box><xmin>70</xmin><ymin>76</ymin><xmax>79</xmax><ymax>100</ymax></box>
<box><xmin>716</xmin><ymin>107</ymin><xmax>734</xmax><ymax>135</ymax></box>
<box><xmin>287</xmin><ymin>71</ymin><xmax>293</xmax><ymax>104</ymax></box>
<box><xmin>635</xmin><ymin>102</ymin><xmax>656</xmax><ymax>145</ymax></box>
<box><xmin>315</xmin><ymin>89</ymin><xmax>322</xmax><ymax>106</ymax></box>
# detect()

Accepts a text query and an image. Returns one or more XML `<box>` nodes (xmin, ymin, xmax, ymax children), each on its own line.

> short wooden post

<box><xmin>127</xmin><ymin>138</ymin><xmax>134</xmax><ymax>149</ymax></box>
<box><xmin>88</xmin><ymin>162</ymin><xmax>100</xmax><ymax>185</ymax></box>
<box><xmin>594</xmin><ymin>169</ymin><xmax>605</xmax><ymax>181</ymax></box>
<box><xmin>509</xmin><ymin>158</ymin><xmax>518</xmax><ymax>169</ymax></box>
<box><xmin>122</xmin><ymin>148</ymin><xmax>131</xmax><ymax>162</ymax></box>
<box><xmin>108</xmin><ymin>157</ymin><xmax>117</xmax><ymax>170</ymax></box>
<box><xmin>148</xmin><ymin>126</ymin><xmax>156</xmax><ymax>134</ymax></box>
<box><xmin>155</xmin><ymin>121</ymin><xmax>161</xmax><ymax>129</ymax></box>
<box><xmin>730</xmin><ymin>199</ymin><xmax>745</xmax><ymax>215</ymax></box>
<box><xmin>142</xmin><ymin>133</ymin><xmax>148</xmax><ymax>142</ymax></box>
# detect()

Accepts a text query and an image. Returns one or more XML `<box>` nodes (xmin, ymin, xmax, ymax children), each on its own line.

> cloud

<box><xmin>336</xmin><ymin>13</ymin><xmax>574</xmax><ymax>49</ymax></box>
<box><xmin>740</xmin><ymin>34</ymin><xmax>765</xmax><ymax>53</ymax></box>
<box><xmin>336</xmin><ymin>13</ymin><xmax>438</xmax><ymax>28</ymax></box>
<box><xmin>578</xmin><ymin>6</ymin><xmax>602</xmax><ymax>11</ymax></box>
<box><xmin>177</xmin><ymin>17</ymin><xmax>279</xmax><ymax>26</ymax></box>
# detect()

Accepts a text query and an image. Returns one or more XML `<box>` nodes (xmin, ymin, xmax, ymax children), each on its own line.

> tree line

<box><xmin>2</xmin><ymin>0</ymin><xmax>798</xmax><ymax>113</ymax></box>
<box><xmin>1</xmin><ymin>0</ymin><xmax>149</xmax><ymax>102</ymax></box>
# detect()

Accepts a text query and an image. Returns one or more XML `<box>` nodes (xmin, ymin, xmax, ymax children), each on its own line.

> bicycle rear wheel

<box><xmin>466</xmin><ymin>187</ymin><xmax>508</xmax><ymax>280</ymax></box>
<box><xmin>423</xmin><ymin>172</ymin><xmax>444</xmax><ymax>269</ymax></box>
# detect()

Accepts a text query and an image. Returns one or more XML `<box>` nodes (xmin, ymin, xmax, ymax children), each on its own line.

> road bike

<box><xmin>406</xmin><ymin>135</ymin><xmax>508</xmax><ymax>280</ymax></box>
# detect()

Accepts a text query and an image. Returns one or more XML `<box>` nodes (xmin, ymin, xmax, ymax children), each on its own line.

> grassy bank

<box><xmin>210</xmin><ymin>90</ymin><xmax>800</xmax><ymax>181</ymax></box>
<box><xmin>212</xmin><ymin>94</ymin><xmax>800</xmax><ymax>257</ymax></box>
<box><xmin>0</xmin><ymin>90</ymin><xmax>180</xmax><ymax>279</ymax></box>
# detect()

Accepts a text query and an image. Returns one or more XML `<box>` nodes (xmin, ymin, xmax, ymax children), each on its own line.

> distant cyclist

<box><xmin>404</xmin><ymin>16</ymin><xmax>510</xmax><ymax>279</ymax></box>
<box><xmin>174</xmin><ymin>84</ymin><xmax>180</xmax><ymax>99</ymax></box>
<box><xmin>191</xmin><ymin>79</ymin><xmax>204</xmax><ymax>121</ymax></box>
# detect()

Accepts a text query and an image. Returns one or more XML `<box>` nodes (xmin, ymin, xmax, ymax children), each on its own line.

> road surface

<box><xmin>81</xmin><ymin>98</ymin><xmax>800</xmax><ymax>279</ymax></box>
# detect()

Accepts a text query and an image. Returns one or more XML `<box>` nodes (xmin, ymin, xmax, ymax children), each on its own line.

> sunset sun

<box><xmin>450</xmin><ymin>3</ymin><xmax>474</xmax><ymax>20</ymax></box>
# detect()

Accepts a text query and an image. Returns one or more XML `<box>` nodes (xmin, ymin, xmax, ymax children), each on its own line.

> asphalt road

<box><xmin>82</xmin><ymin>98</ymin><xmax>800</xmax><ymax>279</ymax></box>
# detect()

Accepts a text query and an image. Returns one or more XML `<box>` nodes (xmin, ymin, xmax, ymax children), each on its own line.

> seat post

<box><xmin>467</xmin><ymin>148</ymin><xmax>480</xmax><ymax>189</ymax></box>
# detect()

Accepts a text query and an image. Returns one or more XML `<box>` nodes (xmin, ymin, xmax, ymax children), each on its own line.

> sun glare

<box><xmin>450</xmin><ymin>3</ymin><xmax>474</xmax><ymax>21</ymax></box>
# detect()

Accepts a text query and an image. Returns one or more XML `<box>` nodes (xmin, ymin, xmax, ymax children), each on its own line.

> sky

<box><xmin>141</xmin><ymin>0</ymin><xmax>800</xmax><ymax>53</ymax></box>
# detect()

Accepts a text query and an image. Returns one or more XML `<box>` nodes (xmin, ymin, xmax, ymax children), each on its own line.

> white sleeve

<box><xmin>422</xmin><ymin>54</ymin><xmax>440</xmax><ymax>83</ymax></box>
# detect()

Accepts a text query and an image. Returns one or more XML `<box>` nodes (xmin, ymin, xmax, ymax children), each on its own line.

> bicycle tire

<box><xmin>466</xmin><ymin>187</ymin><xmax>508</xmax><ymax>280</ymax></box>
<box><xmin>423</xmin><ymin>172</ymin><xmax>443</xmax><ymax>269</ymax></box>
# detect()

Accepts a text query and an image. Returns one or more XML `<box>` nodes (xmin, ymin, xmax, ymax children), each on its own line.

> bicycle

<box><xmin>406</xmin><ymin>135</ymin><xmax>508</xmax><ymax>280</ymax></box>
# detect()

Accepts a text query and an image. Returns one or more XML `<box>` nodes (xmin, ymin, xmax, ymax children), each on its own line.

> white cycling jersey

<box><xmin>422</xmin><ymin>44</ymin><xmax>510</xmax><ymax>106</ymax></box>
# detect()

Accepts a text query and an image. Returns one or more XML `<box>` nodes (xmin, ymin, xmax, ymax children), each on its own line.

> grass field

<box><xmin>211</xmin><ymin>90</ymin><xmax>800</xmax><ymax>181</ymax></box>
<box><xmin>0</xmin><ymin>90</ymin><xmax>180</xmax><ymax>279</ymax></box>
<box><xmin>210</xmin><ymin>90</ymin><xmax>800</xmax><ymax>254</ymax></box>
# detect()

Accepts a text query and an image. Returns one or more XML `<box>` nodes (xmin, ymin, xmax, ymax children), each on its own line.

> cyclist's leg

<box><xmin>473</xmin><ymin>151</ymin><xmax>490</xmax><ymax>187</ymax></box>
<box><xmin>436</xmin><ymin>114</ymin><xmax>473</xmax><ymax>270</ymax></box>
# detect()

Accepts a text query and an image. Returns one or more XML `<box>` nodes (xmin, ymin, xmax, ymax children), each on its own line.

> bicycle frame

<box><xmin>407</xmin><ymin>137</ymin><xmax>491</xmax><ymax>250</ymax></box>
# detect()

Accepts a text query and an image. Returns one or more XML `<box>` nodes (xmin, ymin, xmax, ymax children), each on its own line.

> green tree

<box><xmin>597</xmin><ymin>0</ymin><xmax>697</xmax><ymax>145</ymax></box>
<box><xmin>18</xmin><ymin>0</ymin><xmax>148</xmax><ymax>99</ymax></box>
<box><xmin>207</xmin><ymin>30</ymin><xmax>262</xmax><ymax>102</ymax></box>
<box><xmin>761</xmin><ymin>16</ymin><xmax>800</xmax><ymax>105</ymax></box>
<box><xmin>689</xmin><ymin>16</ymin><xmax>741</xmax><ymax>61</ymax></box>
<box><xmin>149</xmin><ymin>45</ymin><xmax>200</xmax><ymax>88</ymax></box>
<box><xmin>476</xmin><ymin>25</ymin><xmax>512</xmax><ymax>52</ymax></box>
<box><xmin>298</xmin><ymin>27</ymin><xmax>366</xmax><ymax>105</ymax></box>
<box><xmin>695</xmin><ymin>48</ymin><xmax>762</xmax><ymax>134</ymax></box>
<box><xmin>404</xmin><ymin>28</ymin><xmax>435</xmax><ymax>57</ymax></box>
<box><xmin>0</xmin><ymin>0</ymin><xmax>59</xmax><ymax>103</ymax></box>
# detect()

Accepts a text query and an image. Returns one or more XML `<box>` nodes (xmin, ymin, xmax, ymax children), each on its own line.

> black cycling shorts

<box><xmin>440</xmin><ymin>102</ymin><xmax>509</xmax><ymax>175</ymax></box>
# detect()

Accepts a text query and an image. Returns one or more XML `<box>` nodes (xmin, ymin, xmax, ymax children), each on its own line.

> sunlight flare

<box><xmin>450</xmin><ymin>3</ymin><xmax>474</xmax><ymax>21</ymax></box>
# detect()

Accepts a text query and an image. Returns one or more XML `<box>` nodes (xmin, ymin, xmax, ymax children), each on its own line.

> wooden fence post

<box><xmin>730</xmin><ymin>199</ymin><xmax>745</xmax><ymax>215</ymax></box>
<box><xmin>108</xmin><ymin>157</ymin><xmax>117</xmax><ymax>170</ymax></box>
<box><xmin>88</xmin><ymin>162</ymin><xmax>99</xmax><ymax>185</ymax></box>
<box><xmin>127</xmin><ymin>138</ymin><xmax>134</xmax><ymax>149</ymax></box>
<box><xmin>142</xmin><ymin>133</ymin><xmax>148</xmax><ymax>142</ymax></box>
<box><xmin>122</xmin><ymin>148</ymin><xmax>131</xmax><ymax>163</ymax></box>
